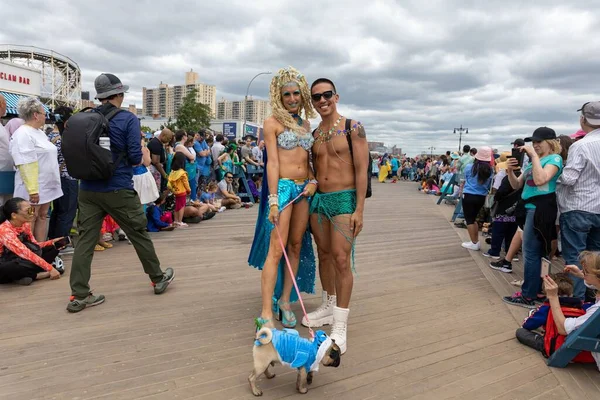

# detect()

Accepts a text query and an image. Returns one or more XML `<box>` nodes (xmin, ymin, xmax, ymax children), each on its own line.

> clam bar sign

<box><xmin>0</xmin><ymin>61</ymin><xmax>41</xmax><ymax>96</ymax></box>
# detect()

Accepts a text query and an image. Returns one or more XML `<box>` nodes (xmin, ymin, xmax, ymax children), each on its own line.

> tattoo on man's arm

<box><xmin>357</xmin><ymin>124</ymin><xmax>366</xmax><ymax>138</ymax></box>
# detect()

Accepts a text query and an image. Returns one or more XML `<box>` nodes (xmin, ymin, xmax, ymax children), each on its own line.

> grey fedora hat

<box><xmin>94</xmin><ymin>73</ymin><xmax>129</xmax><ymax>99</ymax></box>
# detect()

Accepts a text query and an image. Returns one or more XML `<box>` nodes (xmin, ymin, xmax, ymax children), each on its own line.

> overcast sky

<box><xmin>2</xmin><ymin>0</ymin><xmax>599</xmax><ymax>155</ymax></box>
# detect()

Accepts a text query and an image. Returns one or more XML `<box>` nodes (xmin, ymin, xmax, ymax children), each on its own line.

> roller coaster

<box><xmin>0</xmin><ymin>45</ymin><xmax>81</xmax><ymax>110</ymax></box>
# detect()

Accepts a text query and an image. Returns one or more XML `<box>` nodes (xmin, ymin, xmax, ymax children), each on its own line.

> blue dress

<box><xmin>248</xmin><ymin>147</ymin><xmax>316</xmax><ymax>310</ymax></box>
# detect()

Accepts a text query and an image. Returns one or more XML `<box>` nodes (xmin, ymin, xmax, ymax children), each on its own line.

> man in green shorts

<box><xmin>301</xmin><ymin>78</ymin><xmax>369</xmax><ymax>354</ymax></box>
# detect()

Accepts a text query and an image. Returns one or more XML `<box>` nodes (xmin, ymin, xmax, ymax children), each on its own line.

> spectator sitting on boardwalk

<box><xmin>0</xmin><ymin>198</ymin><xmax>63</xmax><ymax>285</ymax></box>
<box><xmin>217</xmin><ymin>172</ymin><xmax>242</xmax><ymax>209</ymax></box>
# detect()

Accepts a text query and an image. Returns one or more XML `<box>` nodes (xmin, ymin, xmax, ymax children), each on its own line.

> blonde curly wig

<box><xmin>269</xmin><ymin>66</ymin><xmax>316</xmax><ymax>133</ymax></box>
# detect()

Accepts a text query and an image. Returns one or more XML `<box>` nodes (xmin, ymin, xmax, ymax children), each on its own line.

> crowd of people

<box><xmin>1</xmin><ymin>70</ymin><xmax>598</xmax><ymax>370</ymax></box>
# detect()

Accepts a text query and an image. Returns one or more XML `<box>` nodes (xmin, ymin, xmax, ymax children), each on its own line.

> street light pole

<box><xmin>453</xmin><ymin>125</ymin><xmax>468</xmax><ymax>152</ymax></box>
<box><xmin>428</xmin><ymin>146</ymin><xmax>435</xmax><ymax>159</ymax></box>
<box><xmin>244</xmin><ymin>71</ymin><xmax>271</xmax><ymax>140</ymax></box>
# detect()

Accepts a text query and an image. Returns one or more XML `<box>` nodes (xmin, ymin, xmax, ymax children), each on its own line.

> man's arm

<box><xmin>558</xmin><ymin>146</ymin><xmax>586</xmax><ymax>187</ymax></box>
<box><xmin>350</xmin><ymin>121</ymin><xmax>368</xmax><ymax>237</ymax></box>
<box><xmin>126</xmin><ymin>116</ymin><xmax>143</xmax><ymax>165</ymax></box>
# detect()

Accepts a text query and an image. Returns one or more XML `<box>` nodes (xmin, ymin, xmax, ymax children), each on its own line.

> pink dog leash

<box><xmin>273</xmin><ymin>191</ymin><xmax>315</xmax><ymax>338</ymax></box>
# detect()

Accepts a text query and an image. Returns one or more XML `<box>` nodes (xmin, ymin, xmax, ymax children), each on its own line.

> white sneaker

<box><xmin>301</xmin><ymin>291</ymin><xmax>336</xmax><ymax>328</ymax></box>
<box><xmin>218</xmin><ymin>206</ymin><xmax>226</xmax><ymax>213</ymax></box>
<box><xmin>330</xmin><ymin>306</ymin><xmax>349</xmax><ymax>354</ymax></box>
<box><xmin>461</xmin><ymin>241</ymin><xmax>481</xmax><ymax>251</ymax></box>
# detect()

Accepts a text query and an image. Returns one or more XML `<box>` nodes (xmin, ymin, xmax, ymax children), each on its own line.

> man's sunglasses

<box><xmin>311</xmin><ymin>91</ymin><xmax>335</xmax><ymax>102</ymax></box>
<box><xmin>226</xmin><ymin>175</ymin><xmax>233</xmax><ymax>179</ymax></box>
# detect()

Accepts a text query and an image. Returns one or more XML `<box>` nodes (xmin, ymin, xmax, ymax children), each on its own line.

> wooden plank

<box><xmin>0</xmin><ymin>181</ymin><xmax>597</xmax><ymax>400</ymax></box>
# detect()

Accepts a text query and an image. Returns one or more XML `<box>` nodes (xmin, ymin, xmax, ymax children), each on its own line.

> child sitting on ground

<box><xmin>201</xmin><ymin>182</ymin><xmax>226</xmax><ymax>213</ymax></box>
<box><xmin>421</xmin><ymin>178</ymin><xmax>440</xmax><ymax>195</ymax></box>
<box><xmin>248</xmin><ymin>175</ymin><xmax>262</xmax><ymax>203</ymax></box>
<box><xmin>516</xmin><ymin>267</ymin><xmax>597</xmax><ymax>365</ymax></box>
<box><xmin>146</xmin><ymin>193</ymin><xmax>175</xmax><ymax>232</ymax></box>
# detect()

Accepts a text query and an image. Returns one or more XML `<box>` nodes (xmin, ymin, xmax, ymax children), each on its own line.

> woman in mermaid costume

<box><xmin>248</xmin><ymin>67</ymin><xmax>317</xmax><ymax>329</ymax></box>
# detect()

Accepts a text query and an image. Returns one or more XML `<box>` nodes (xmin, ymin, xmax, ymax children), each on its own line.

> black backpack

<box><xmin>62</xmin><ymin>105</ymin><xmax>123</xmax><ymax>180</ymax></box>
<box><xmin>344</xmin><ymin>118</ymin><xmax>373</xmax><ymax>198</ymax></box>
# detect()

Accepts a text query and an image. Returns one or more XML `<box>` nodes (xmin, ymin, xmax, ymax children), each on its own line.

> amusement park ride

<box><xmin>0</xmin><ymin>44</ymin><xmax>81</xmax><ymax>110</ymax></box>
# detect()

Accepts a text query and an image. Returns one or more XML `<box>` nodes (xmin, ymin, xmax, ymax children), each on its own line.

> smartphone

<box><xmin>540</xmin><ymin>257</ymin><xmax>551</xmax><ymax>277</ymax></box>
<box><xmin>54</xmin><ymin>236</ymin><xmax>72</xmax><ymax>249</ymax></box>
<box><xmin>511</xmin><ymin>148</ymin><xmax>524</xmax><ymax>168</ymax></box>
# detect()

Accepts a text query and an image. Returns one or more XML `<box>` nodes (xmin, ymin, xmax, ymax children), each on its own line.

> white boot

<box><xmin>301</xmin><ymin>291</ymin><xmax>336</xmax><ymax>328</ymax></box>
<box><xmin>330</xmin><ymin>306</ymin><xmax>349</xmax><ymax>354</ymax></box>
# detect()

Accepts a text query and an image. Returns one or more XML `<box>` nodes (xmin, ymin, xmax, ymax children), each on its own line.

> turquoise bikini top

<box><xmin>277</xmin><ymin>130</ymin><xmax>314</xmax><ymax>151</ymax></box>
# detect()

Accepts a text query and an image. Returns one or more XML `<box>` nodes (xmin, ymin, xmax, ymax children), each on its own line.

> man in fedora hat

<box><xmin>556</xmin><ymin>101</ymin><xmax>600</xmax><ymax>300</ymax></box>
<box><xmin>67</xmin><ymin>73</ymin><xmax>174</xmax><ymax>313</ymax></box>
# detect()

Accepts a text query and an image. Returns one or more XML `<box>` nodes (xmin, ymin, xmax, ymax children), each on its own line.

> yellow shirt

<box><xmin>168</xmin><ymin>169</ymin><xmax>190</xmax><ymax>195</ymax></box>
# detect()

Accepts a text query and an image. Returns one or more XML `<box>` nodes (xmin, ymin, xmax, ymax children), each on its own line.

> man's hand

<box><xmin>350</xmin><ymin>210</ymin><xmax>364</xmax><ymax>238</ymax></box>
<box><xmin>49</xmin><ymin>268</ymin><xmax>61</xmax><ymax>280</ymax></box>
<box><xmin>543</xmin><ymin>275</ymin><xmax>559</xmax><ymax>298</ymax></box>
<box><xmin>29</xmin><ymin>193</ymin><xmax>40</xmax><ymax>204</ymax></box>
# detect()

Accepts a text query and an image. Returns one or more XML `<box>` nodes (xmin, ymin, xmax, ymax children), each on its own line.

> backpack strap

<box><xmin>345</xmin><ymin>118</ymin><xmax>354</xmax><ymax>159</ymax></box>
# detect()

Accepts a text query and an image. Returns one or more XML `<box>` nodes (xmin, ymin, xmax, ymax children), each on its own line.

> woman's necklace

<box><xmin>316</xmin><ymin>115</ymin><xmax>344</xmax><ymax>143</ymax></box>
<box><xmin>290</xmin><ymin>113</ymin><xmax>303</xmax><ymax>126</ymax></box>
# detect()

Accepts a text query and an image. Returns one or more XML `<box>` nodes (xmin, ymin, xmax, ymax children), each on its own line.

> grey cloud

<box><xmin>1</xmin><ymin>0</ymin><xmax>597</xmax><ymax>155</ymax></box>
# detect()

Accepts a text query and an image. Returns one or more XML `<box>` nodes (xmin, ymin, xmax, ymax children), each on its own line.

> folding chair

<box><xmin>437</xmin><ymin>174</ymin><xmax>458</xmax><ymax>205</ymax></box>
<box><xmin>547</xmin><ymin>309</ymin><xmax>600</xmax><ymax>368</ymax></box>
<box><xmin>233</xmin><ymin>166</ymin><xmax>255</xmax><ymax>204</ymax></box>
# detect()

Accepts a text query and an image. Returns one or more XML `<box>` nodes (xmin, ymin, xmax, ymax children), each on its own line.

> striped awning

<box><xmin>0</xmin><ymin>91</ymin><xmax>49</xmax><ymax>116</ymax></box>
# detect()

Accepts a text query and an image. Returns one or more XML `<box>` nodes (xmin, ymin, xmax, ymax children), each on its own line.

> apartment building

<box><xmin>143</xmin><ymin>70</ymin><xmax>217</xmax><ymax>119</ymax></box>
<box><xmin>216</xmin><ymin>97</ymin><xmax>270</xmax><ymax>125</ymax></box>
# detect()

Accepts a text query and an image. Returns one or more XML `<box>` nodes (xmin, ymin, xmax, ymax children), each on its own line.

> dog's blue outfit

<box><xmin>255</xmin><ymin>329</ymin><xmax>330</xmax><ymax>372</ymax></box>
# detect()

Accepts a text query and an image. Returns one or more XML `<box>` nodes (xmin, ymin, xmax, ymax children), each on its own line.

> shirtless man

<box><xmin>301</xmin><ymin>78</ymin><xmax>369</xmax><ymax>354</ymax></box>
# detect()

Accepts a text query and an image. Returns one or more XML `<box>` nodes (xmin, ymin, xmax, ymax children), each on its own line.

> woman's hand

<box><xmin>29</xmin><ymin>193</ymin><xmax>39</xmax><ymax>204</ymax></box>
<box><xmin>564</xmin><ymin>265</ymin><xmax>585</xmax><ymax>279</ymax></box>
<box><xmin>520</xmin><ymin>145</ymin><xmax>536</xmax><ymax>158</ymax></box>
<box><xmin>49</xmin><ymin>268</ymin><xmax>61</xmax><ymax>280</ymax></box>
<box><xmin>506</xmin><ymin>157</ymin><xmax>519</xmax><ymax>172</ymax></box>
<box><xmin>268</xmin><ymin>205</ymin><xmax>279</xmax><ymax>224</ymax></box>
<box><xmin>543</xmin><ymin>275</ymin><xmax>559</xmax><ymax>298</ymax></box>
<box><xmin>303</xmin><ymin>183</ymin><xmax>317</xmax><ymax>197</ymax></box>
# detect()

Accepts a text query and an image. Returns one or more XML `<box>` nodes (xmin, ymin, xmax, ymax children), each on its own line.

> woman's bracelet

<box><xmin>308</xmin><ymin>179</ymin><xmax>318</xmax><ymax>186</ymax></box>
<box><xmin>268</xmin><ymin>194</ymin><xmax>279</xmax><ymax>208</ymax></box>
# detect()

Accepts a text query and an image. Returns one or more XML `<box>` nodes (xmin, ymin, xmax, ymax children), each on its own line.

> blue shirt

<box><xmin>522</xmin><ymin>153</ymin><xmax>563</xmax><ymax>209</ymax></box>
<box><xmin>193</xmin><ymin>139</ymin><xmax>210</xmax><ymax>176</ymax></box>
<box><xmin>391</xmin><ymin>158</ymin><xmax>399</xmax><ymax>171</ymax></box>
<box><xmin>80</xmin><ymin>110</ymin><xmax>142</xmax><ymax>192</ymax></box>
<box><xmin>463</xmin><ymin>163</ymin><xmax>493</xmax><ymax>196</ymax></box>
<box><xmin>200</xmin><ymin>192</ymin><xmax>214</xmax><ymax>203</ymax></box>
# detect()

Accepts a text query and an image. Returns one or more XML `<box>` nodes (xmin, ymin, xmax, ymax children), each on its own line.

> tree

<box><xmin>175</xmin><ymin>88</ymin><xmax>211</xmax><ymax>132</ymax></box>
<box><xmin>159</xmin><ymin>117</ymin><xmax>177</xmax><ymax>131</ymax></box>
<box><xmin>140</xmin><ymin>125</ymin><xmax>153</xmax><ymax>133</ymax></box>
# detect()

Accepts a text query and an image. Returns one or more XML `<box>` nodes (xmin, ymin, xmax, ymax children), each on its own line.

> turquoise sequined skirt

<box><xmin>248</xmin><ymin>179</ymin><xmax>316</xmax><ymax>308</ymax></box>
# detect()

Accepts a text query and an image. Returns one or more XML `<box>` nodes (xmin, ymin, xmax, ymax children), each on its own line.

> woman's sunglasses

<box><xmin>282</xmin><ymin>90</ymin><xmax>301</xmax><ymax>98</ymax></box>
<box><xmin>24</xmin><ymin>206</ymin><xmax>35</xmax><ymax>215</ymax></box>
<box><xmin>311</xmin><ymin>91</ymin><xmax>335</xmax><ymax>102</ymax></box>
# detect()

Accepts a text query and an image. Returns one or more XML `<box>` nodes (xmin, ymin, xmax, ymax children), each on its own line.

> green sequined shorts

<box><xmin>309</xmin><ymin>189</ymin><xmax>356</xmax><ymax>218</ymax></box>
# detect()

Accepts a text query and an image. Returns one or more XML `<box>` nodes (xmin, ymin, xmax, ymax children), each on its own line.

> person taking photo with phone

<box><xmin>0</xmin><ymin>197</ymin><xmax>67</xmax><ymax>285</ymax></box>
<box><xmin>503</xmin><ymin>127</ymin><xmax>563</xmax><ymax>308</ymax></box>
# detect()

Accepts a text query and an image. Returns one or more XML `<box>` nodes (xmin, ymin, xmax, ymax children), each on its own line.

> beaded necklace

<box><xmin>290</xmin><ymin>113</ymin><xmax>303</xmax><ymax>126</ymax></box>
<box><xmin>315</xmin><ymin>115</ymin><xmax>344</xmax><ymax>143</ymax></box>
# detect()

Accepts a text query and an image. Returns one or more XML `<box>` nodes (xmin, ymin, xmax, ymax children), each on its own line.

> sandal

<box><xmin>510</xmin><ymin>279</ymin><xmax>524</xmax><ymax>286</ymax></box>
<box><xmin>94</xmin><ymin>244</ymin><xmax>105</xmax><ymax>252</ymax></box>
<box><xmin>99</xmin><ymin>241</ymin><xmax>113</xmax><ymax>249</ymax></box>
<box><xmin>276</xmin><ymin>299</ymin><xmax>297</xmax><ymax>328</ymax></box>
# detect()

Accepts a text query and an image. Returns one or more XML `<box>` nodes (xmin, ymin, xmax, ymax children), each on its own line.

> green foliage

<box><xmin>140</xmin><ymin>125</ymin><xmax>153</xmax><ymax>133</ymax></box>
<box><xmin>160</xmin><ymin>117</ymin><xmax>177</xmax><ymax>131</ymax></box>
<box><xmin>175</xmin><ymin>88</ymin><xmax>211</xmax><ymax>132</ymax></box>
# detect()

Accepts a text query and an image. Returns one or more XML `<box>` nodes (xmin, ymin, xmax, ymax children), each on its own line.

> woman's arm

<box><xmin>529</xmin><ymin>153</ymin><xmax>559</xmax><ymax>186</ymax></box>
<box><xmin>176</xmin><ymin>144</ymin><xmax>195</xmax><ymax>161</ymax></box>
<box><xmin>217</xmin><ymin>153</ymin><xmax>228</xmax><ymax>168</ymax></box>
<box><xmin>141</xmin><ymin>146</ymin><xmax>152</xmax><ymax>167</ymax></box>
<box><xmin>264</xmin><ymin>118</ymin><xmax>280</xmax><ymax>198</ymax></box>
<box><xmin>0</xmin><ymin>225</ymin><xmax>53</xmax><ymax>271</ymax></box>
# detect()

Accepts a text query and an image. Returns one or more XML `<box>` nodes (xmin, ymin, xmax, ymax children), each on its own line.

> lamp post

<box><xmin>453</xmin><ymin>125</ymin><xmax>468</xmax><ymax>152</ymax></box>
<box><xmin>243</xmin><ymin>71</ymin><xmax>271</xmax><ymax>140</ymax></box>
<box><xmin>428</xmin><ymin>146</ymin><xmax>435</xmax><ymax>159</ymax></box>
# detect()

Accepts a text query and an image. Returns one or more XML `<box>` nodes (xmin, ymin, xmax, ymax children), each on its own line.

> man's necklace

<box><xmin>316</xmin><ymin>115</ymin><xmax>344</xmax><ymax>142</ymax></box>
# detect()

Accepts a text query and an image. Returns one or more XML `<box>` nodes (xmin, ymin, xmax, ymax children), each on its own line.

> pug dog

<box><xmin>249</xmin><ymin>327</ymin><xmax>341</xmax><ymax>396</ymax></box>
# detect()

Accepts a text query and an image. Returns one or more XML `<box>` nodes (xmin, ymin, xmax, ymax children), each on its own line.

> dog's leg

<box><xmin>249</xmin><ymin>358</ymin><xmax>272</xmax><ymax>397</ymax></box>
<box><xmin>296</xmin><ymin>367</ymin><xmax>308</xmax><ymax>394</ymax></box>
<box><xmin>307</xmin><ymin>371</ymin><xmax>314</xmax><ymax>385</ymax></box>
<box><xmin>264</xmin><ymin>364</ymin><xmax>276</xmax><ymax>379</ymax></box>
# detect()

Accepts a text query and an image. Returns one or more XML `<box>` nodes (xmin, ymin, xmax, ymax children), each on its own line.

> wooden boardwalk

<box><xmin>0</xmin><ymin>181</ymin><xmax>598</xmax><ymax>399</ymax></box>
